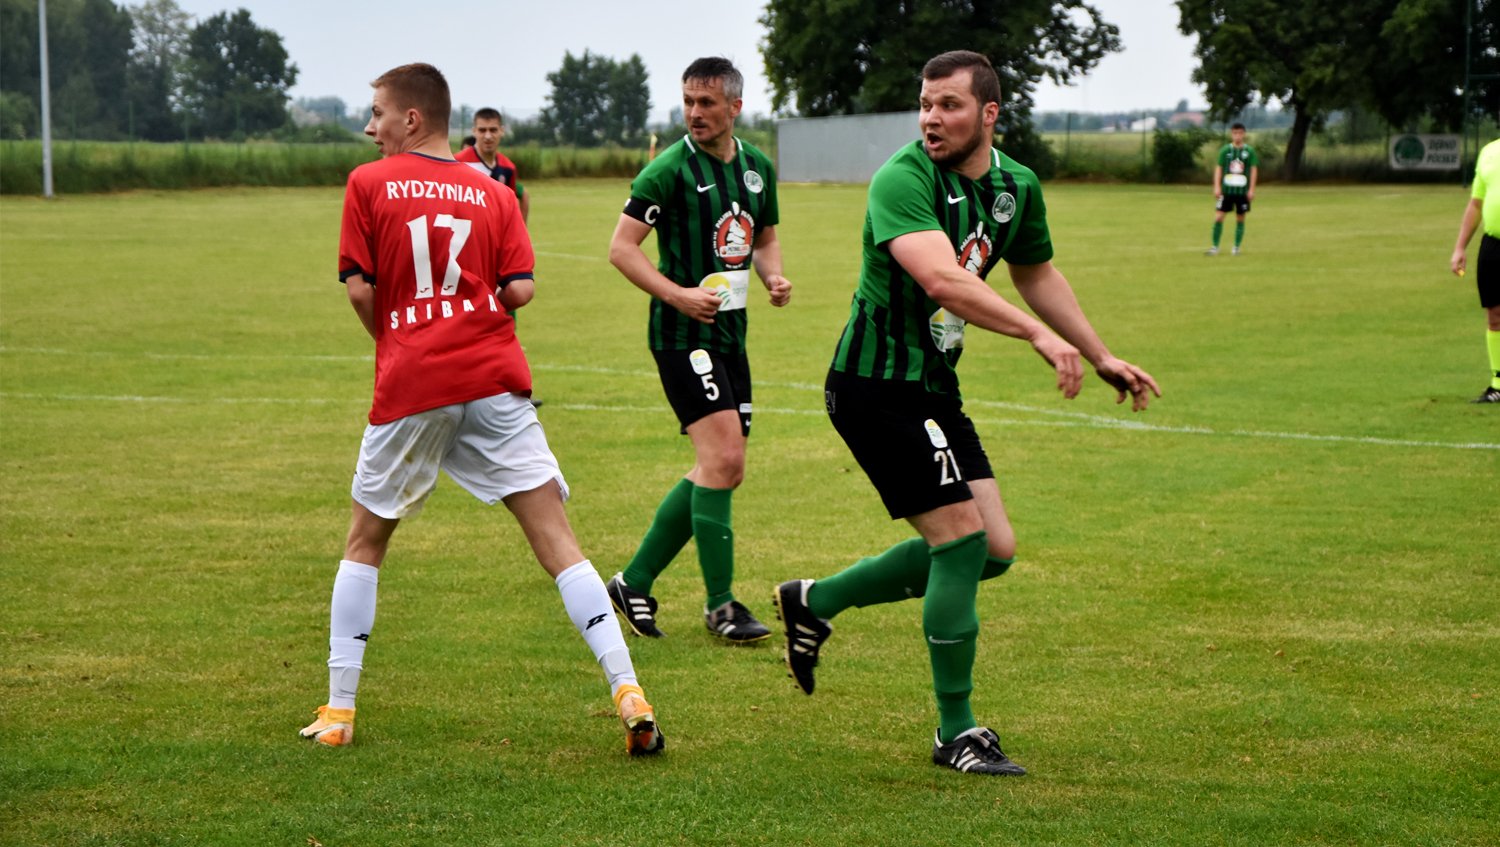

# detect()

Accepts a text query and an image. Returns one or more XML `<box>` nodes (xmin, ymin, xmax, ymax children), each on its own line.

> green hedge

<box><xmin>0</xmin><ymin>140</ymin><xmax>380</xmax><ymax>194</ymax></box>
<box><xmin>0</xmin><ymin>140</ymin><xmax>658</xmax><ymax>194</ymax></box>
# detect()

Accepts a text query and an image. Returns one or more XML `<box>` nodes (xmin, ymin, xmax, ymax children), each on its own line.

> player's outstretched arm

<box><xmin>345</xmin><ymin>275</ymin><xmax>380</xmax><ymax>341</ymax></box>
<box><xmin>1453</xmin><ymin>197</ymin><xmax>1484</xmax><ymax>275</ymax></box>
<box><xmin>608</xmin><ymin>214</ymin><xmax>723</xmax><ymax>324</ymax></box>
<box><xmin>751</xmin><ymin>226</ymin><xmax>791</xmax><ymax>307</ymax></box>
<box><xmin>889</xmin><ymin>230</ymin><xmax>1084</xmax><ymax>398</ymax></box>
<box><xmin>1007</xmin><ymin>261</ymin><xmax>1161</xmax><ymax>411</ymax></box>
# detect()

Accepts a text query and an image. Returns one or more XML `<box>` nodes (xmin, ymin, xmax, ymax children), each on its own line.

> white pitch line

<box><xmin>0</xmin><ymin>347</ymin><xmax>373</xmax><ymax>362</ymax></box>
<box><xmin>4</xmin><ymin>349</ymin><xmax>1495</xmax><ymax>451</ymax></box>
<box><xmin>533</xmin><ymin>250</ymin><xmax>607</xmax><ymax>262</ymax></box>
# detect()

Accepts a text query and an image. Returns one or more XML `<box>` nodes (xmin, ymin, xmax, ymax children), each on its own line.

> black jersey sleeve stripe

<box><xmin>870</xmin><ymin>303</ymin><xmax>890</xmax><ymax>379</ymax></box>
<box><xmin>339</xmin><ymin>266</ymin><xmax>370</xmax><ymax>283</ymax></box>
<box><xmin>992</xmin><ymin>169</ymin><xmax>1020</xmax><ymax>270</ymax></box>
<box><xmin>888</xmin><ymin>249</ymin><xmax>910</xmax><ymax>379</ymax></box>
<box><xmin>845</xmin><ymin>295</ymin><xmax>869</xmax><ymax>373</ymax></box>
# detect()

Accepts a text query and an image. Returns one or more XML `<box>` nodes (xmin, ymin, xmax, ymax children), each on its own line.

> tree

<box><xmin>182</xmin><ymin>8</ymin><xmax>296</xmax><ymax>138</ymax></box>
<box><xmin>0</xmin><ymin>0</ymin><xmax>133</xmax><ymax>139</ymax></box>
<box><xmin>126</xmin><ymin>0</ymin><xmax>191</xmax><ymax>140</ymax></box>
<box><xmin>1177</xmin><ymin>0</ymin><xmax>1388</xmax><ymax>179</ymax></box>
<box><xmin>539</xmin><ymin>50</ymin><xmax>651</xmax><ymax>146</ymax></box>
<box><xmin>1365</xmin><ymin>0</ymin><xmax>1500</xmax><ymax>134</ymax></box>
<box><xmin>760</xmin><ymin>0</ymin><xmax>1120</xmax><ymax>177</ymax></box>
<box><xmin>607</xmin><ymin>54</ymin><xmax>651</xmax><ymax>144</ymax></box>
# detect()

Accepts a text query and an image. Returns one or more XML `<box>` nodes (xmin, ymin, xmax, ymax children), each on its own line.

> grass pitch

<box><xmin>1</xmin><ymin>180</ymin><xmax>1496</xmax><ymax>846</ymax></box>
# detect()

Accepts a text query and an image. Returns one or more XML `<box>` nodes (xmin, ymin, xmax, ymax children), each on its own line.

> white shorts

<box><xmin>351</xmin><ymin>393</ymin><xmax>568</xmax><ymax>520</ymax></box>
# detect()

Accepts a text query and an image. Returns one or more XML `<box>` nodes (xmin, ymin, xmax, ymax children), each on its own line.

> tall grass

<box><xmin>0</xmin><ymin>140</ymin><xmax>379</xmax><ymax>194</ymax></box>
<box><xmin>1043</xmin><ymin>131</ymin><xmax>1481</xmax><ymax>184</ymax></box>
<box><xmin>0</xmin><ymin>140</ymin><xmax>655</xmax><ymax>195</ymax></box>
<box><xmin>503</xmin><ymin>144</ymin><xmax>648</xmax><ymax>180</ymax></box>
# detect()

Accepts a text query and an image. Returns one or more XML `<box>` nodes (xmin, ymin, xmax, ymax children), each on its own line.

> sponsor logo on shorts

<box><xmin>689</xmin><ymin>349</ymin><xmax>714</xmax><ymax>375</ymax></box>
<box><xmin>738</xmin><ymin>403</ymin><xmax>752</xmax><ymax>414</ymax></box>
<box><xmin>924</xmin><ymin>419</ymin><xmax>948</xmax><ymax>448</ymax></box>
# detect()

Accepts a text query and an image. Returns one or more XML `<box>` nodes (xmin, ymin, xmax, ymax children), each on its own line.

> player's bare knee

<box><xmin>987</xmin><ymin>536</ymin><xmax>1015</xmax><ymax>562</ymax></box>
<box><xmin>703</xmin><ymin>452</ymin><xmax>745</xmax><ymax>488</ymax></box>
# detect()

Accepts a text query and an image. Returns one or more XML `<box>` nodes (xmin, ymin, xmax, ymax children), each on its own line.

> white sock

<box><xmin>327</xmin><ymin>560</ymin><xmax>379</xmax><ymax>709</ymax></box>
<box><xmin>554</xmin><ymin>560</ymin><xmax>638</xmax><ymax>696</ymax></box>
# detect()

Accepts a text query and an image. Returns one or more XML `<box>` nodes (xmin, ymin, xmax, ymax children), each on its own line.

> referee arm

<box><xmin>1452</xmin><ymin>197</ymin><xmax>1483</xmax><ymax>276</ymax></box>
<box><xmin>608</xmin><ymin>215</ymin><xmax>725</xmax><ymax>323</ymax></box>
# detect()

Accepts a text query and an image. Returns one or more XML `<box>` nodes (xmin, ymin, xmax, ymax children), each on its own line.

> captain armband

<box><xmin>622</xmin><ymin>197</ymin><xmax>662</xmax><ymax>227</ymax></box>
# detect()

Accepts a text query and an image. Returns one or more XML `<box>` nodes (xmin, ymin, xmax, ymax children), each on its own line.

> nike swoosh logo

<box><xmin>927</xmin><ymin>636</ymin><xmax>963</xmax><ymax>644</ymax></box>
<box><xmin>947</xmin><ymin>194</ymin><xmax>965</xmax><ymax>204</ymax></box>
<box><xmin>696</xmin><ymin>184</ymin><xmax>716</xmax><ymax>193</ymax></box>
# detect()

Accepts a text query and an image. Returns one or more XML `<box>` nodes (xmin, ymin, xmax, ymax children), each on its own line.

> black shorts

<box><xmin>824</xmin><ymin>370</ymin><xmax>994</xmax><ymax>520</ymax></box>
<box><xmin>1477</xmin><ymin>234</ymin><xmax>1500</xmax><ymax>309</ymax></box>
<box><xmin>1216</xmin><ymin>195</ymin><xmax>1251</xmax><ymax>214</ymax></box>
<box><xmin>653</xmin><ymin>348</ymin><xmax>752</xmax><ymax>437</ymax></box>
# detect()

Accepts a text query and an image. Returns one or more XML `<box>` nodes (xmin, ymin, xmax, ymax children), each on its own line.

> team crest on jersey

<box><xmin>992</xmin><ymin>192</ymin><xmax>1016</xmax><ymax>223</ymax></box>
<box><xmin>1229</xmin><ymin>159</ymin><xmax>1245</xmax><ymax>174</ymax></box>
<box><xmin>744</xmin><ymin>170</ymin><xmax>764</xmax><ymax>193</ymax></box>
<box><xmin>956</xmin><ymin>226</ymin><xmax>993</xmax><ymax>276</ymax></box>
<box><xmin>713</xmin><ymin>201</ymin><xmax>755</xmax><ymax>267</ymax></box>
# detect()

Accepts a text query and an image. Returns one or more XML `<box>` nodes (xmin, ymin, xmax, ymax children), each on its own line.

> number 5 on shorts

<box><xmin>701</xmin><ymin>374</ymin><xmax>719</xmax><ymax>401</ymax></box>
<box><xmin>934</xmin><ymin>449</ymin><xmax>962</xmax><ymax>486</ymax></box>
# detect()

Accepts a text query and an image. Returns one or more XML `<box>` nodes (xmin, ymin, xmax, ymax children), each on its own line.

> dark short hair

<box><xmin>371</xmin><ymin>63</ymin><xmax>451</xmax><ymax>134</ymax></box>
<box><xmin>461</xmin><ymin>135</ymin><xmax>475</xmax><ymax>148</ymax></box>
<box><xmin>474</xmin><ymin>107</ymin><xmax>501</xmax><ymax>125</ymax></box>
<box><xmin>683</xmin><ymin>57</ymin><xmax>743</xmax><ymax>101</ymax></box>
<box><xmin>1231</xmin><ymin>122</ymin><xmax>1246</xmax><ymax>131</ymax></box>
<box><xmin>922</xmin><ymin>51</ymin><xmax>1001</xmax><ymax>109</ymax></box>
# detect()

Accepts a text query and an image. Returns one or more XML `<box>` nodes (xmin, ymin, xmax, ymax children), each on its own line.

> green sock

<box><xmin>1235</xmin><ymin>220</ymin><xmax>1245</xmax><ymax>247</ymax></box>
<box><xmin>806</xmin><ymin>543</ymin><xmax>1014</xmax><ymax>620</ymax></box>
<box><xmin>621</xmin><ymin>478</ymin><xmax>694</xmax><ymax>594</ymax></box>
<box><xmin>1212</xmin><ymin>221</ymin><xmax>1223</xmax><ymax>246</ymax></box>
<box><xmin>691</xmin><ymin>485</ymin><xmax>735</xmax><ymax>608</ymax></box>
<box><xmin>924</xmin><ymin>530</ymin><xmax>988</xmax><ymax>744</ymax></box>
<box><xmin>806</xmin><ymin>537</ymin><xmax>929</xmax><ymax>619</ymax></box>
<box><xmin>1489</xmin><ymin>330</ymin><xmax>1500</xmax><ymax>389</ymax></box>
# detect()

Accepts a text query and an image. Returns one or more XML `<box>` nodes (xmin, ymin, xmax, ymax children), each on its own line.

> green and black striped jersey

<box><xmin>622</xmin><ymin>135</ymin><xmax>779</xmax><ymax>354</ymax></box>
<box><xmin>1216</xmin><ymin>144</ymin><xmax>1258</xmax><ymax>196</ymax></box>
<box><xmin>830</xmin><ymin>141</ymin><xmax>1053</xmax><ymax>397</ymax></box>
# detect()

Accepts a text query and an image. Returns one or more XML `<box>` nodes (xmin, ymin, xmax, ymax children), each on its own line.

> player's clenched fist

<box><xmin>670</xmin><ymin>286</ymin><xmax>726</xmax><ymax>323</ymax></box>
<box><xmin>764</xmin><ymin>274</ymin><xmax>791</xmax><ymax>307</ymax></box>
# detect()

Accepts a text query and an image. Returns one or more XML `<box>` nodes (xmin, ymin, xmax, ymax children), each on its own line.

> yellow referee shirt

<box><xmin>1471</xmin><ymin>139</ymin><xmax>1500</xmax><ymax>238</ymax></box>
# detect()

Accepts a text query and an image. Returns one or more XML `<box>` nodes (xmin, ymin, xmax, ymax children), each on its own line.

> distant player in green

<box><xmin>772</xmin><ymin>51</ymin><xmax>1160</xmax><ymax>776</ymax></box>
<box><xmin>1448</xmin><ymin>138</ymin><xmax>1500</xmax><ymax>403</ymax></box>
<box><xmin>605</xmin><ymin>58</ymin><xmax>792</xmax><ymax>641</ymax></box>
<box><xmin>1207</xmin><ymin>122</ymin><xmax>1258</xmax><ymax>255</ymax></box>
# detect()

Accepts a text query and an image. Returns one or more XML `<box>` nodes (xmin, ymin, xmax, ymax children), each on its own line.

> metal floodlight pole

<box><xmin>1464</xmin><ymin>0</ymin><xmax>1473</xmax><ymax>185</ymax></box>
<box><xmin>38</xmin><ymin>0</ymin><xmax>53</xmax><ymax>198</ymax></box>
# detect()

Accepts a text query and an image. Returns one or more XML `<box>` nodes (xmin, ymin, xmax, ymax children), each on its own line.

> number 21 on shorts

<box><xmin>690</xmin><ymin>349</ymin><xmax>719</xmax><ymax>400</ymax></box>
<box><xmin>925</xmin><ymin>419</ymin><xmax>962</xmax><ymax>486</ymax></box>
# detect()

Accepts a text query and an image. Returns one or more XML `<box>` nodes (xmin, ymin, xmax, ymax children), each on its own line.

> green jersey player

<box><xmin>1207</xmin><ymin>122</ymin><xmax>1258</xmax><ymax>255</ymax></box>
<box><xmin>606</xmin><ymin>58</ymin><xmax>792</xmax><ymax>642</ymax></box>
<box><xmin>772</xmin><ymin>51</ymin><xmax>1160</xmax><ymax>776</ymax></box>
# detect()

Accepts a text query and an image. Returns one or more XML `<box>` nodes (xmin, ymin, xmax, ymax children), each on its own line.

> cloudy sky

<box><xmin>170</xmin><ymin>0</ymin><xmax>1204</xmax><ymax>122</ymax></box>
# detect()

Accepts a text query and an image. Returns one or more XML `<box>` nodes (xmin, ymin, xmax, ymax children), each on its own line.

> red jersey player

<box><xmin>454</xmin><ymin>107</ymin><xmax>529</xmax><ymax>223</ymax></box>
<box><xmin>299</xmin><ymin>63</ymin><xmax>663</xmax><ymax>756</ymax></box>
